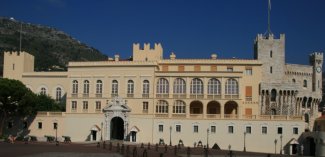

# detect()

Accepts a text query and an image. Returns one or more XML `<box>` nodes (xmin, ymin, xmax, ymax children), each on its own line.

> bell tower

<box><xmin>310</xmin><ymin>52</ymin><xmax>323</xmax><ymax>93</ymax></box>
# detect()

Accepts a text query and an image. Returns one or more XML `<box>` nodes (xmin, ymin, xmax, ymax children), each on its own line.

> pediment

<box><xmin>103</xmin><ymin>96</ymin><xmax>131</xmax><ymax>112</ymax></box>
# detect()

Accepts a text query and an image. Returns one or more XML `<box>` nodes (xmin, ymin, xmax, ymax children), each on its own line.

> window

<box><xmin>178</xmin><ymin>65</ymin><xmax>185</xmax><ymax>71</ymax></box>
<box><xmin>210</xmin><ymin>126</ymin><xmax>216</xmax><ymax>133</ymax></box>
<box><xmin>176</xmin><ymin>125</ymin><xmax>181</xmax><ymax>132</ymax></box>
<box><xmin>271</xmin><ymin>89</ymin><xmax>277</xmax><ymax>101</ymax></box>
<box><xmin>112</xmin><ymin>80</ymin><xmax>118</xmax><ymax>95</ymax></box>
<box><xmin>72</xmin><ymin>80</ymin><xmax>78</xmax><ymax>94</ymax></box>
<box><xmin>225</xmin><ymin>78</ymin><xmax>238</xmax><ymax>95</ymax></box>
<box><xmin>40</xmin><ymin>87</ymin><xmax>46</xmax><ymax>95</ymax></box>
<box><xmin>13</xmin><ymin>64</ymin><xmax>15</xmax><ymax>70</ymax></box>
<box><xmin>270</xmin><ymin>50</ymin><xmax>272</xmax><ymax>58</ymax></box>
<box><xmin>194</xmin><ymin>65</ymin><xmax>201</xmax><ymax>71</ymax></box>
<box><xmin>72</xmin><ymin>101</ymin><xmax>77</xmax><ymax>110</ymax></box>
<box><xmin>156</xmin><ymin>100</ymin><xmax>168</xmax><ymax>113</ymax></box>
<box><xmin>56</xmin><ymin>87</ymin><xmax>62</xmax><ymax>101</ymax></box>
<box><xmin>262</xmin><ymin>126</ymin><xmax>268</xmax><ymax>134</ymax></box>
<box><xmin>190</xmin><ymin>78</ymin><xmax>203</xmax><ymax>94</ymax></box>
<box><xmin>127</xmin><ymin>80</ymin><xmax>134</xmax><ymax>94</ymax></box>
<box><xmin>245</xmin><ymin>126</ymin><xmax>252</xmax><ymax>134</ymax></box>
<box><xmin>83</xmin><ymin>101</ymin><xmax>88</xmax><ymax>110</ymax></box>
<box><xmin>245</xmin><ymin>68</ymin><xmax>252</xmax><ymax>75</ymax></box>
<box><xmin>173</xmin><ymin>100</ymin><xmax>186</xmax><ymax>113</ymax></box>
<box><xmin>173</xmin><ymin>78</ymin><xmax>186</xmax><ymax>94</ymax></box>
<box><xmin>277</xmin><ymin>127</ymin><xmax>283</xmax><ymax>134</ymax></box>
<box><xmin>23</xmin><ymin>121</ymin><xmax>28</xmax><ymax>129</ymax></box>
<box><xmin>83</xmin><ymin>80</ymin><xmax>89</xmax><ymax>94</ymax></box>
<box><xmin>293</xmin><ymin>127</ymin><xmax>298</xmax><ymax>134</ymax></box>
<box><xmin>193</xmin><ymin>125</ymin><xmax>199</xmax><ymax>133</ymax></box>
<box><xmin>227</xmin><ymin>67</ymin><xmax>233</xmax><ymax>72</ymax></box>
<box><xmin>53</xmin><ymin>123</ymin><xmax>58</xmax><ymax>129</ymax></box>
<box><xmin>158</xmin><ymin>125</ymin><xmax>164</xmax><ymax>132</ymax></box>
<box><xmin>157</xmin><ymin>78</ymin><xmax>169</xmax><ymax>94</ymax></box>
<box><xmin>245</xmin><ymin>86</ymin><xmax>252</xmax><ymax>101</ymax></box>
<box><xmin>292</xmin><ymin>79</ymin><xmax>296</xmax><ymax>83</ymax></box>
<box><xmin>96</xmin><ymin>101</ymin><xmax>101</xmax><ymax>110</ymax></box>
<box><xmin>228</xmin><ymin>126</ymin><xmax>234</xmax><ymax>134</ymax></box>
<box><xmin>143</xmin><ymin>80</ymin><xmax>150</xmax><ymax>94</ymax></box>
<box><xmin>208</xmin><ymin>78</ymin><xmax>221</xmax><ymax>95</ymax></box>
<box><xmin>96</xmin><ymin>80</ymin><xmax>103</xmax><ymax>94</ymax></box>
<box><xmin>38</xmin><ymin>122</ymin><xmax>42</xmax><ymax>129</ymax></box>
<box><xmin>7</xmin><ymin>122</ymin><xmax>13</xmax><ymax>129</ymax></box>
<box><xmin>303</xmin><ymin>80</ymin><xmax>307</xmax><ymax>87</ymax></box>
<box><xmin>270</xmin><ymin>66</ymin><xmax>272</xmax><ymax>73</ymax></box>
<box><xmin>143</xmin><ymin>102</ymin><xmax>148</xmax><ymax>111</ymax></box>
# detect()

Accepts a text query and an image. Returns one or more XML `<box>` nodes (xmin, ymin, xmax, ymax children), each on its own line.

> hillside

<box><xmin>0</xmin><ymin>17</ymin><xmax>108</xmax><ymax>75</ymax></box>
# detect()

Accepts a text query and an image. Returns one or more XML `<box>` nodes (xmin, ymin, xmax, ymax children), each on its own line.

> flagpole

<box><xmin>19</xmin><ymin>22</ymin><xmax>22</xmax><ymax>52</ymax></box>
<box><xmin>267</xmin><ymin>0</ymin><xmax>272</xmax><ymax>36</ymax></box>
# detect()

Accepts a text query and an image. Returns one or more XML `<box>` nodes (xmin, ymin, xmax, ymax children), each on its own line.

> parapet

<box><xmin>255</xmin><ymin>33</ymin><xmax>285</xmax><ymax>42</ymax></box>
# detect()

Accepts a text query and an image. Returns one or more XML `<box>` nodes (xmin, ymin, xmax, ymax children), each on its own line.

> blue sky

<box><xmin>1</xmin><ymin>0</ymin><xmax>325</xmax><ymax>65</ymax></box>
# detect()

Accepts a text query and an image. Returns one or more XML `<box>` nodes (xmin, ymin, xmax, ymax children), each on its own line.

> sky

<box><xmin>1</xmin><ymin>0</ymin><xmax>325</xmax><ymax>65</ymax></box>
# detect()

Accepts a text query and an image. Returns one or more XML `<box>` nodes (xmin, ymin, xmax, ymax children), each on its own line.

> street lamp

<box><xmin>101</xmin><ymin>122</ymin><xmax>103</xmax><ymax>142</ymax></box>
<box><xmin>169</xmin><ymin>126</ymin><xmax>172</xmax><ymax>146</ymax></box>
<box><xmin>55</xmin><ymin>123</ymin><xmax>58</xmax><ymax>146</ymax></box>
<box><xmin>243</xmin><ymin>132</ymin><xmax>247</xmax><ymax>152</ymax></box>
<box><xmin>280</xmin><ymin>134</ymin><xmax>283</xmax><ymax>154</ymax></box>
<box><xmin>274</xmin><ymin>139</ymin><xmax>277</xmax><ymax>154</ymax></box>
<box><xmin>206</xmin><ymin>128</ymin><xmax>209</xmax><ymax>148</ymax></box>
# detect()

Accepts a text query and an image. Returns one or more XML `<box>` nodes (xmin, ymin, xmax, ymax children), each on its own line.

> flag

<box><xmin>268</xmin><ymin>0</ymin><xmax>271</xmax><ymax>10</ymax></box>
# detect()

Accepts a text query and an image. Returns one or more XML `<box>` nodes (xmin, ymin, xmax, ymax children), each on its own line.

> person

<box><xmin>8</xmin><ymin>135</ymin><xmax>16</xmax><ymax>144</ymax></box>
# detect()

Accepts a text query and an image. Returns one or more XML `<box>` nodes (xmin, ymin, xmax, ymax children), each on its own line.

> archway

<box><xmin>207</xmin><ymin>101</ymin><xmax>221</xmax><ymax>114</ymax></box>
<box><xmin>304</xmin><ymin>137</ymin><xmax>316</xmax><ymax>156</ymax></box>
<box><xmin>224</xmin><ymin>101</ymin><xmax>238</xmax><ymax>115</ymax></box>
<box><xmin>190</xmin><ymin>101</ymin><xmax>203</xmax><ymax>114</ymax></box>
<box><xmin>110</xmin><ymin>117</ymin><xmax>124</xmax><ymax>140</ymax></box>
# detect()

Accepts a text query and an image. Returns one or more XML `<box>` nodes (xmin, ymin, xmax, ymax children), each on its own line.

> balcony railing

<box><xmin>156</xmin><ymin>94</ymin><xmax>169</xmax><ymax>98</ymax></box>
<box><xmin>224</xmin><ymin>94</ymin><xmax>239</xmax><ymax>99</ymax></box>
<box><xmin>207</xmin><ymin>95</ymin><xmax>221</xmax><ymax>100</ymax></box>
<box><xmin>142</xmin><ymin>94</ymin><xmax>149</xmax><ymax>98</ymax></box>
<box><xmin>190</xmin><ymin>94</ymin><xmax>204</xmax><ymax>99</ymax></box>
<box><xmin>155</xmin><ymin>113</ymin><xmax>169</xmax><ymax>118</ymax></box>
<box><xmin>173</xmin><ymin>94</ymin><xmax>186</xmax><ymax>99</ymax></box>
<box><xmin>206</xmin><ymin>114</ymin><xmax>221</xmax><ymax>119</ymax></box>
<box><xmin>95</xmin><ymin>94</ymin><xmax>102</xmax><ymax>98</ymax></box>
<box><xmin>224</xmin><ymin>114</ymin><xmax>238</xmax><ymax>119</ymax></box>
<box><xmin>172</xmin><ymin>113</ymin><xmax>186</xmax><ymax>118</ymax></box>
<box><xmin>189</xmin><ymin>114</ymin><xmax>203</xmax><ymax>118</ymax></box>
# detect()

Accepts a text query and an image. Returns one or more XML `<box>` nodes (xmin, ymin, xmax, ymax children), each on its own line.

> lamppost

<box><xmin>280</xmin><ymin>134</ymin><xmax>283</xmax><ymax>154</ymax></box>
<box><xmin>206</xmin><ymin>128</ymin><xmax>209</xmax><ymax>148</ymax></box>
<box><xmin>243</xmin><ymin>132</ymin><xmax>247</xmax><ymax>152</ymax></box>
<box><xmin>169</xmin><ymin>126</ymin><xmax>172</xmax><ymax>146</ymax></box>
<box><xmin>55</xmin><ymin>123</ymin><xmax>58</xmax><ymax>146</ymax></box>
<box><xmin>101</xmin><ymin>122</ymin><xmax>103</xmax><ymax>142</ymax></box>
<box><xmin>274</xmin><ymin>139</ymin><xmax>277</xmax><ymax>154</ymax></box>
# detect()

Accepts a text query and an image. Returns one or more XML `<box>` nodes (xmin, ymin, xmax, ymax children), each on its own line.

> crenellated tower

<box><xmin>3</xmin><ymin>51</ymin><xmax>34</xmax><ymax>80</ymax></box>
<box><xmin>132</xmin><ymin>43</ymin><xmax>163</xmax><ymax>61</ymax></box>
<box><xmin>310</xmin><ymin>52</ymin><xmax>323</xmax><ymax>95</ymax></box>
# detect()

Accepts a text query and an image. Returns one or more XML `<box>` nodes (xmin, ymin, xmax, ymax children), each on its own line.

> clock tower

<box><xmin>310</xmin><ymin>52</ymin><xmax>323</xmax><ymax>94</ymax></box>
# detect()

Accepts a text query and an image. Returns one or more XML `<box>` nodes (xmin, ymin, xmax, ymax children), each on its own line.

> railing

<box><xmin>142</xmin><ymin>94</ymin><xmax>149</xmax><ymax>98</ymax></box>
<box><xmin>172</xmin><ymin>114</ymin><xmax>186</xmax><ymax>118</ymax></box>
<box><xmin>155</xmin><ymin>113</ymin><xmax>169</xmax><ymax>118</ymax></box>
<box><xmin>189</xmin><ymin>114</ymin><xmax>203</xmax><ymax>118</ymax></box>
<box><xmin>224</xmin><ymin>95</ymin><xmax>239</xmax><ymax>99</ymax></box>
<box><xmin>156</xmin><ymin>94</ymin><xmax>169</xmax><ymax>98</ymax></box>
<box><xmin>207</xmin><ymin>95</ymin><xmax>221</xmax><ymax>100</ymax></box>
<box><xmin>127</xmin><ymin>94</ymin><xmax>134</xmax><ymax>98</ymax></box>
<box><xmin>71</xmin><ymin>93</ymin><xmax>78</xmax><ymax>98</ymax></box>
<box><xmin>95</xmin><ymin>94</ymin><xmax>102</xmax><ymax>98</ymax></box>
<box><xmin>173</xmin><ymin>94</ymin><xmax>186</xmax><ymax>99</ymax></box>
<box><xmin>190</xmin><ymin>94</ymin><xmax>204</xmax><ymax>99</ymax></box>
<box><xmin>206</xmin><ymin>114</ymin><xmax>221</xmax><ymax>119</ymax></box>
<box><xmin>224</xmin><ymin>114</ymin><xmax>238</xmax><ymax>119</ymax></box>
<box><xmin>83</xmin><ymin>94</ymin><xmax>89</xmax><ymax>98</ymax></box>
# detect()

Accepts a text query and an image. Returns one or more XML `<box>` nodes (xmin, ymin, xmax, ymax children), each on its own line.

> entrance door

<box><xmin>291</xmin><ymin>144</ymin><xmax>298</xmax><ymax>155</ymax></box>
<box><xmin>131</xmin><ymin>131</ymin><xmax>137</xmax><ymax>142</ymax></box>
<box><xmin>110</xmin><ymin>117</ymin><xmax>124</xmax><ymax>140</ymax></box>
<box><xmin>91</xmin><ymin>130</ymin><xmax>97</xmax><ymax>141</ymax></box>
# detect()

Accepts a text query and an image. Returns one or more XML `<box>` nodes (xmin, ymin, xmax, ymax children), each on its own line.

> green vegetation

<box><xmin>0</xmin><ymin>78</ymin><xmax>63</xmax><ymax>137</ymax></box>
<box><xmin>0</xmin><ymin>17</ymin><xmax>107</xmax><ymax>75</ymax></box>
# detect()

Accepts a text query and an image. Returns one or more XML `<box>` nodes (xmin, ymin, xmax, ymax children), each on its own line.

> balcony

<box><xmin>95</xmin><ymin>94</ymin><xmax>102</xmax><ymax>98</ymax></box>
<box><xmin>224</xmin><ymin>94</ymin><xmax>239</xmax><ymax>99</ymax></box>
<box><xmin>224</xmin><ymin>114</ymin><xmax>238</xmax><ymax>119</ymax></box>
<box><xmin>173</xmin><ymin>94</ymin><xmax>186</xmax><ymax>99</ymax></box>
<box><xmin>190</xmin><ymin>94</ymin><xmax>204</xmax><ymax>99</ymax></box>
<box><xmin>142</xmin><ymin>94</ymin><xmax>149</xmax><ymax>98</ymax></box>
<box><xmin>172</xmin><ymin>113</ymin><xmax>186</xmax><ymax>118</ymax></box>
<box><xmin>156</xmin><ymin>94</ymin><xmax>169</xmax><ymax>98</ymax></box>
<box><xmin>189</xmin><ymin>114</ymin><xmax>203</xmax><ymax>119</ymax></box>
<box><xmin>155</xmin><ymin>113</ymin><xmax>169</xmax><ymax>118</ymax></box>
<box><xmin>83</xmin><ymin>94</ymin><xmax>89</xmax><ymax>98</ymax></box>
<box><xmin>71</xmin><ymin>93</ymin><xmax>78</xmax><ymax>98</ymax></box>
<box><xmin>207</xmin><ymin>95</ymin><xmax>221</xmax><ymax>100</ymax></box>
<box><xmin>206</xmin><ymin>114</ymin><xmax>221</xmax><ymax>119</ymax></box>
<box><xmin>127</xmin><ymin>94</ymin><xmax>134</xmax><ymax>98</ymax></box>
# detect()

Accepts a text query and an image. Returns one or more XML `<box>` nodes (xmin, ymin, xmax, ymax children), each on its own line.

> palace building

<box><xmin>3</xmin><ymin>33</ymin><xmax>324</xmax><ymax>155</ymax></box>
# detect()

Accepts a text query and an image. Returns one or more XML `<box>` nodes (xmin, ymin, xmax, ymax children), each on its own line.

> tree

<box><xmin>0</xmin><ymin>78</ymin><xmax>34</xmax><ymax>136</ymax></box>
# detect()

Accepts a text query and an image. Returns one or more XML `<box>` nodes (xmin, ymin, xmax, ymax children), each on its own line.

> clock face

<box><xmin>316</xmin><ymin>66</ymin><xmax>322</xmax><ymax>73</ymax></box>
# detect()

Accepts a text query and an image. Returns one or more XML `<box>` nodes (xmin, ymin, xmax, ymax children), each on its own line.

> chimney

<box><xmin>170</xmin><ymin>52</ymin><xmax>176</xmax><ymax>60</ymax></box>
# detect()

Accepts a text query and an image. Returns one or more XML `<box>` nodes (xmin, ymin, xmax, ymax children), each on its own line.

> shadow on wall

<box><xmin>3</xmin><ymin>115</ymin><xmax>36</xmax><ymax>140</ymax></box>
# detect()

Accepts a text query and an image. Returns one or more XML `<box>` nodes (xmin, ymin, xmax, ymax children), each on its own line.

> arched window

<box><xmin>208</xmin><ymin>78</ymin><xmax>221</xmax><ymax>95</ymax></box>
<box><xmin>127</xmin><ymin>80</ymin><xmax>134</xmax><ymax>94</ymax></box>
<box><xmin>96</xmin><ymin>80</ymin><xmax>103</xmax><ymax>94</ymax></box>
<box><xmin>72</xmin><ymin>80</ymin><xmax>78</xmax><ymax>94</ymax></box>
<box><xmin>40</xmin><ymin>87</ymin><xmax>46</xmax><ymax>95</ymax></box>
<box><xmin>173</xmin><ymin>78</ymin><xmax>186</xmax><ymax>94</ymax></box>
<box><xmin>173</xmin><ymin>100</ymin><xmax>186</xmax><ymax>113</ymax></box>
<box><xmin>225</xmin><ymin>78</ymin><xmax>238</xmax><ymax>95</ymax></box>
<box><xmin>157</xmin><ymin>78</ymin><xmax>169</xmax><ymax>94</ymax></box>
<box><xmin>271</xmin><ymin>89</ymin><xmax>277</xmax><ymax>102</ymax></box>
<box><xmin>292</xmin><ymin>79</ymin><xmax>296</xmax><ymax>83</ymax></box>
<box><xmin>303</xmin><ymin>80</ymin><xmax>307</xmax><ymax>87</ymax></box>
<box><xmin>156</xmin><ymin>100</ymin><xmax>168</xmax><ymax>113</ymax></box>
<box><xmin>56</xmin><ymin>87</ymin><xmax>62</xmax><ymax>101</ymax></box>
<box><xmin>190</xmin><ymin>78</ymin><xmax>203</xmax><ymax>94</ymax></box>
<box><xmin>83</xmin><ymin>80</ymin><xmax>89</xmax><ymax>94</ymax></box>
<box><xmin>112</xmin><ymin>80</ymin><xmax>118</xmax><ymax>95</ymax></box>
<box><xmin>143</xmin><ymin>80</ymin><xmax>149</xmax><ymax>94</ymax></box>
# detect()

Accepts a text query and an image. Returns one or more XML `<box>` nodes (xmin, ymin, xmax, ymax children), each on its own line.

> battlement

<box><xmin>256</xmin><ymin>33</ymin><xmax>285</xmax><ymax>42</ymax></box>
<box><xmin>309</xmin><ymin>52</ymin><xmax>323</xmax><ymax>65</ymax></box>
<box><xmin>5</xmin><ymin>51</ymin><xmax>29</xmax><ymax>56</ymax></box>
<box><xmin>310</xmin><ymin>52</ymin><xmax>324</xmax><ymax>58</ymax></box>
<box><xmin>3</xmin><ymin>51</ymin><xmax>35</xmax><ymax>79</ymax></box>
<box><xmin>133</xmin><ymin>43</ymin><xmax>163</xmax><ymax>61</ymax></box>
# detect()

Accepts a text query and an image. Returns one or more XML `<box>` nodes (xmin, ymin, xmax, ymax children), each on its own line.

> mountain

<box><xmin>0</xmin><ymin>17</ymin><xmax>108</xmax><ymax>75</ymax></box>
